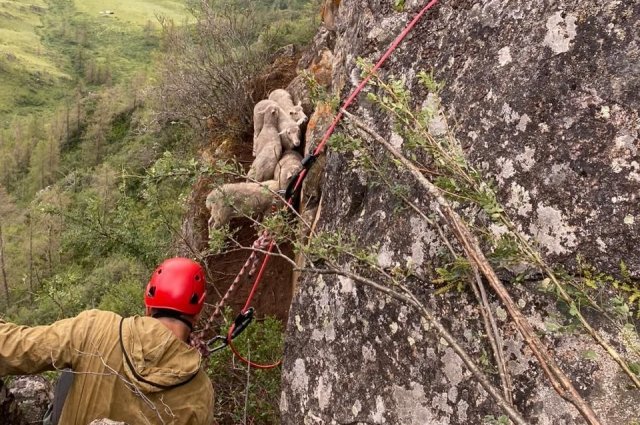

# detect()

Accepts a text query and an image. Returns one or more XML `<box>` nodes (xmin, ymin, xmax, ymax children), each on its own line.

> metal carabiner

<box><xmin>206</xmin><ymin>308</ymin><xmax>255</xmax><ymax>354</ymax></box>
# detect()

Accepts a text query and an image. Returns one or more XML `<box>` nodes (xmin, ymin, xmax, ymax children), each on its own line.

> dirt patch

<box><xmin>248</xmin><ymin>47</ymin><xmax>302</xmax><ymax>104</ymax></box>
<box><xmin>182</xmin><ymin>49</ymin><xmax>304</xmax><ymax>333</ymax></box>
<box><xmin>204</xmin><ymin>218</ymin><xmax>294</xmax><ymax>323</ymax></box>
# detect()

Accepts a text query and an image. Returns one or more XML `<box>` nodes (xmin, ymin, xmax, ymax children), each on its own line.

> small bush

<box><xmin>98</xmin><ymin>279</ymin><xmax>145</xmax><ymax>317</ymax></box>
<box><xmin>153</xmin><ymin>0</ymin><xmax>319</xmax><ymax>142</ymax></box>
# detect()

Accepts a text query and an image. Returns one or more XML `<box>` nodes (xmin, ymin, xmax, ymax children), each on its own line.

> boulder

<box><xmin>0</xmin><ymin>378</ymin><xmax>28</xmax><ymax>425</ymax></box>
<box><xmin>8</xmin><ymin>375</ymin><xmax>52</xmax><ymax>424</ymax></box>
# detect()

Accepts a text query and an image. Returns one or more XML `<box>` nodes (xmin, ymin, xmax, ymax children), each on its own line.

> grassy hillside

<box><xmin>0</xmin><ymin>0</ymin><xmax>67</xmax><ymax>119</ymax></box>
<box><xmin>0</xmin><ymin>0</ymin><xmax>188</xmax><ymax>124</ymax></box>
<box><xmin>75</xmin><ymin>0</ymin><xmax>187</xmax><ymax>25</ymax></box>
<box><xmin>0</xmin><ymin>0</ymin><xmax>63</xmax><ymax>76</ymax></box>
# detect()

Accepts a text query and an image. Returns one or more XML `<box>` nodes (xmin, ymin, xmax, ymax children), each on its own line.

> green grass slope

<box><xmin>0</xmin><ymin>0</ymin><xmax>188</xmax><ymax>125</ymax></box>
<box><xmin>0</xmin><ymin>0</ymin><xmax>69</xmax><ymax>119</ymax></box>
<box><xmin>76</xmin><ymin>0</ymin><xmax>187</xmax><ymax>25</ymax></box>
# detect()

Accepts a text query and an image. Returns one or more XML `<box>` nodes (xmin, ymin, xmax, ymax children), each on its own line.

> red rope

<box><xmin>227</xmin><ymin>0</ymin><xmax>440</xmax><ymax>370</ymax></box>
<box><xmin>286</xmin><ymin>0</ymin><xmax>440</xmax><ymax>206</ymax></box>
<box><xmin>224</xmin><ymin>222</ymin><xmax>283</xmax><ymax>368</ymax></box>
<box><xmin>242</xmin><ymin>239</ymin><xmax>276</xmax><ymax>312</ymax></box>
<box><xmin>191</xmin><ymin>232</ymin><xmax>272</xmax><ymax>356</ymax></box>
<box><xmin>312</xmin><ymin>0</ymin><xmax>440</xmax><ymax>157</ymax></box>
<box><xmin>227</xmin><ymin>320</ymin><xmax>283</xmax><ymax>370</ymax></box>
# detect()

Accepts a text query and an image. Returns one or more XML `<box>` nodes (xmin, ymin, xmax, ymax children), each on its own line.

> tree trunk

<box><xmin>28</xmin><ymin>214</ymin><xmax>33</xmax><ymax>302</ymax></box>
<box><xmin>0</xmin><ymin>224</ymin><xmax>9</xmax><ymax>306</ymax></box>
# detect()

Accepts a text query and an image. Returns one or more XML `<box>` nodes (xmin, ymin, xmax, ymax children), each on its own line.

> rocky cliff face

<box><xmin>0</xmin><ymin>378</ymin><xmax>28</xmax><ymax>425</ymax></box>
<box><xmin>0</xmin><ymin>376</ymin><xmax>52</xmax><ymax>425</ymax></box>
<box><xmin>281</xmin><ymin>1</ymin><xmax>640</xmax><ymax>424</ymax></box>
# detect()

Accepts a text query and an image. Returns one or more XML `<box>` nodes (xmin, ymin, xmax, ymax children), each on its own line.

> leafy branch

<box><xmin>350</xmin><ymin>63</ymin><xmax>640</xmax><ymax>392</ymax></box>
<box><xmin>341</xmin><ymin>108</ymin><xmax>603</xmax><ymax>425</ymax></box>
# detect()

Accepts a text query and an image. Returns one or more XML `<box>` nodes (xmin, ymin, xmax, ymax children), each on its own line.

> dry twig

<box><xmin>344</xmin><ymin>124</ymin><xmax>514</xmax><ymax>404</ymax></box>
<box><xmin>300</xmin><ymin>265</ymin><xmax>528</xmax><ymax>425</ymax></box>
<box><xmin>342</xmin><ymin>109</ymin><xmax>603</xmax><ymax>425</ymax></box>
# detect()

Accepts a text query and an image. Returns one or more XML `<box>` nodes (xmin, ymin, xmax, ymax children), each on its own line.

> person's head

<box><xmin>144</xmin><ymin>257</ymin><xmax>207</xmax><ymax>331</ymax></box>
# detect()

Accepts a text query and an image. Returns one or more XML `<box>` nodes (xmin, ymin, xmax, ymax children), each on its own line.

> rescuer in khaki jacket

<box><xmin>0</xmin><ymin>258</ymin><xmax>214</xmax><ymax>425</ymax></box>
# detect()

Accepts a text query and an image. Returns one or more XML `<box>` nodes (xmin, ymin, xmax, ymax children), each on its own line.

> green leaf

<box><xmin>434</xmin><ymin>282</ymin><xmax>456</xmax><ymax>295</ymax></box>
<box><xmin>544</xmin><ymin>319</ymin><xmax>562</xmax><ymax>333</ymax></box>
<box><xmin>568</xmin><ymin>302</ymin><xmax>579</xmax><ymax>317</ymax></box>
<box><xmin>584</xmin><ymin>278</ymin><xmax>598</xmax><ymax>289</ymax></box>
<box><xmin>583</xmin><ymin>350</ymin><xmax>598</xmax><ymax>361</ymax></box>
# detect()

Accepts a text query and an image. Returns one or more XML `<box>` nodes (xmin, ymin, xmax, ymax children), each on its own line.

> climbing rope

<box><xmin>205</xmin><ymin>0</ymin><xmax>441</xmax><ymax>369</ymax></box>
<box><xmin>211</xmin><ymin>231</ymin><xmax>272</xmax><ymax>319</ymax></box>
<box><xmin>191</xmin><ymin>231</ymin><xmax>272</xmax><ymax>356</ymax></box>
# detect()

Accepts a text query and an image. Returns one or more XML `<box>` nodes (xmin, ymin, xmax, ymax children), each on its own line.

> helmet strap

<box><xmin>151</xmin><ymin>309</ymin><xmax>194</xmax><ymax>332</ymax></box>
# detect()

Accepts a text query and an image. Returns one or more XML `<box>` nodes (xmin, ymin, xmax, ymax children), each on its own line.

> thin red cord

<box><xmin>227</xmin><ymin>0</ymin><xmax>440</xmax><ymax>370</ymax></box>
<box><xmin>227</xmin><ymin>322</ymin><xmax>283</xmax><ymax>370</ymax></box>
<box><xmin>312</xmin><ymin>0</ymin><xmax>440</xmax><ymax>157</ymax></box>
<box><xmin>242</xmin><ymin>240</ymin><xmax>276</xmax><ymax>312</ymax></box>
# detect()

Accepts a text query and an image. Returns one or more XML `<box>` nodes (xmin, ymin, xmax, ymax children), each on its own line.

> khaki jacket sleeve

<box><xmin>0</xmin><ymin>310</ymin><xmax>95</xmax><ymax>375</ymax></box>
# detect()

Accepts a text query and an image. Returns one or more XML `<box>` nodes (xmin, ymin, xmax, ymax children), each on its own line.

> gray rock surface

<box><xmin>9</xmin><ymin>375</ymin><xmax>52</xmax><ymax>424</ymax></box>
<box><xmin>0</xmin><ymin>378</ymin><xmax>28</xmax><ymax>425</ymax></box>
<box><xmin>328</xmin><ymin>0</ymin><xmax>640</xmax><ymax>276</ymax></box>
<box><xmin>282</xmin><ymin>1</ymin><xmax>640</xmax><ymax>424</ymax></box>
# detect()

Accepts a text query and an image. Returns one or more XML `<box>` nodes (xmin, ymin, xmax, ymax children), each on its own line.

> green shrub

<box><xmin>154</xmin><ymin>0</ymin><xmax>320</xmax><ymax>141</ymax></box>
<box><xmin>98</xmin><ymin>278</ymin><xmax>145</xmax><ymax>317</ymax></box>
<box><xmin>206</xmin><ymin>311</ymin><xmax>284</xmax><ymax>424</ymax></box>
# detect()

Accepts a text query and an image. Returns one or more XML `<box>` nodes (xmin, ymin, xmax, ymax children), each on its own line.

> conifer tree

<box><xmin>0</xmin><ymin>187</ymin><xmax>16</xmax><ymax>306</ymax></box>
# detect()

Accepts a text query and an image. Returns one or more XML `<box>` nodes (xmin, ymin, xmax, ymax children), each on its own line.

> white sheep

<box><xmin>253</xmin><ymin>99</ymin><xmax>302</xmax><ymax>157</ymax></box>
<box><xmin>206</xmin><ymin>180</ymin><xmax>280</xmax><ymax>229</ymax></box>
<box><xmin>253</xmin><ymin>99</ymin><xmax>275</xmax><ymax>150</ymax></box>
<box><xmin>275</xmin><ymin>150</ymin><xmax>303</xmax><ymax>190</ymax></box>
<box><xmin>248</xmin><ymin>104</ymin><xmax>282</xmax><ymax>181</ymax></box>
<box><xmin>268</xmin><ymin>89</ymin><xmax>307</xmax><ymax>125</ymax></box>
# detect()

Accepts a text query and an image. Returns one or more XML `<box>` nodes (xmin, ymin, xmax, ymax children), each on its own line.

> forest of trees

<box><xmin>1</xmin><ymin>1</ymin><xmax>319</xmax><ymax>422</ymax></box>
<box><xmin>0</xmin><ymin>0</ymin><xmax>317</xmax><ymax>313</ymax></box>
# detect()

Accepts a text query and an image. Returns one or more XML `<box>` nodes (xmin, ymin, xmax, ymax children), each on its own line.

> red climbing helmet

<box><xmin>144</xmin><ymin>257</ymin><xmax>207</xmax><ymax>316</ymax></box>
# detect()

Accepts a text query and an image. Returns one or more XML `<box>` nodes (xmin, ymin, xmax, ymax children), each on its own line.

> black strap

<box><xmin>207</xmin><ymin>308</ymin><xmax>255</xmax><ymax>354</ymax></box>
<box><xmin>151</xmin><ymin>309</ymin><xmax>194</xmax><ymax>331</ymax></box>
<box><xmin>300</xmin><ymin>153</ymin><xmax>317</xmax><ymax>169</ymax></box>
<box><xmin>119</xmin><ymin>318</ymin><xmax>197</xmax><ymax>390</ymax></box>
<box><xmin>284</xmin><ymin>154</ymin><xmax>318</xmax><ymax>205</ymax></box>
<box><xmin>230</xmin><ymin>308</ymin><xmax>254</xmax><ymax>339</ymax></box>
<box><xmin>46</xmin><ymin>370</ymin><xmax>74</xmax><ymax>425</ymax></box>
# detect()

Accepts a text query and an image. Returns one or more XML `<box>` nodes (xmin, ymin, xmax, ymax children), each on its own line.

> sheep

<box><xmin>252</xmin><ymin>99</ymin><xmax>302</xmax><ymax>157</ymax></box>
<box><xmin>275</xmin><ymin>150</ymin><xmax>303</xmax><ymax>190</ymax></box>
<box><xmin>206</xmin><ymin>180</ymin><xmax>280</xmax><ymax>229</ymax></box>
<box><xmin>268</xmin><ymin>89</ymin><xmax>307</xmax><ymax>125</ymax></box>
<box><xmin>248</xmin><ymin>104</ymin><xmax>282</xmax><ymax>181</ymax></box>
<box><xmin>253</xmin><ymin>99</ymin><xmax>275</xmax><ymax>150</ymax></box>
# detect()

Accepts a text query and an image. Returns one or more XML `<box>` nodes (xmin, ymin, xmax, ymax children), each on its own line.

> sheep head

<box><xmin>279</xmin><ymin>125</ymin><xmax>301</xmax><ymax>149</ymax></box>
<box><xmin>289</xmin><ymin>102</ymin><xmax>307</xmax><ymax>125</ymax></box>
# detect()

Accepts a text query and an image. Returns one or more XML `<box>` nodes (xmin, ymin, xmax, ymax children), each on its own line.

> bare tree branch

<box><xmin>341</xmin><ymin>108</ymin><xmax>603</xmax><ymax>425</ymax></box>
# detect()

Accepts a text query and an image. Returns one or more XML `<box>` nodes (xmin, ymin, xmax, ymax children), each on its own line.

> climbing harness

<box><xmin>199</xmin><ymin>0</ymin><xmax>441</xmax><ymax>369</ymax></box>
